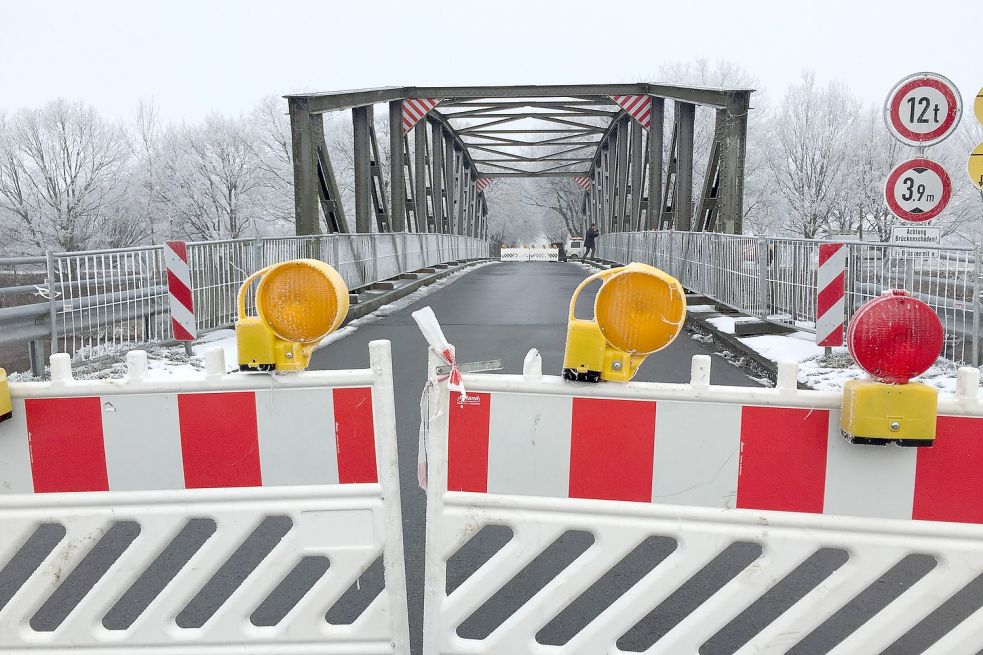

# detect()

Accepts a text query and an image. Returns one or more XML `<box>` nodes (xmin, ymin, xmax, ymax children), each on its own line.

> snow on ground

<box><xmin>707</xmin><ymin>316</ymin><xmax>735</xmax><ymax>333</ymax></box>
<box><xmin>687</xmin><ymin>304</ymin><xmax>717</xmax><ymax>313</ymax></box>
<box><xmin>739</xmin><ymin>332</ymin><xmax>827</xmax><ymax>363</ymax></box>
<box><xmin>799</xmin><ymin>350</ymin><xmax>971</xmax><ymax>397</ymax></box>
<box><xmin>11</xmin><ymin>262</ymin><xmax>493</xmax><ymax>381</ymax></box>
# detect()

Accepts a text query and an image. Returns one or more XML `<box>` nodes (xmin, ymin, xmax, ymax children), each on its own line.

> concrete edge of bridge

<box><xmin>344</xmin><ymin>259</ymin><xmax>495</xmax><ymax>325</ymax></box>
<box><xmin>578</xmin><ymin>257</ymin><xmax>812</xmax><ymax>390</ymax></box>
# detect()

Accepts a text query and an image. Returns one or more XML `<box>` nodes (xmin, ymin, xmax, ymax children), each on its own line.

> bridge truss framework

<box><xmin>285</xmin><ymin>84</ymin><xmax>752</xmax><ymax>239</ymax></box>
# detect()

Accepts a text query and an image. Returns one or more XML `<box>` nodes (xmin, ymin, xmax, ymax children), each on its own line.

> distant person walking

<box><xmin>584</xmin><ymin>224</ymin><xmax>599</xmax><ymax>260</ymax></box>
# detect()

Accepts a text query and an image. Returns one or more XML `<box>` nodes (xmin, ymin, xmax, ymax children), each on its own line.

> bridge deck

<box><xmin>312</xmin><ymin>261</ymin><xmax>761</xmax><ymax>651</ymax></box>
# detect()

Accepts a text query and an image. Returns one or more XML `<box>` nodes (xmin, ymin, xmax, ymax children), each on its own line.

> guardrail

<box><xmin>1</xmin><ymin>234</ymin><xmax>489</xmax><ymax>374</ymax></box>
<box><xmin>597</xmin><ymin>231</ymin><xmax>982</xmax><ymax>366</ymax></box>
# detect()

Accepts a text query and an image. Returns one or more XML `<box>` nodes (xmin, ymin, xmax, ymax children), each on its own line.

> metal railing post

<box><xmin>46</xmin><ymin>250</ymin><xmax>58</xmax><ymax>356</ymax></box>
<box><xmin>973</xmin><ymin>247</ymin><xmax>981</xmax><ymax>368</ymax></box>
<box><xmin>757</xmin><ymin>236</ymin><xmax>769</xmax><ymax>318</ymax></box>
<box><xmin>371</xmin><ymin>235</ymin><xmax>379</xmax><ymax>284</ymax></box>
<box><xmin>253</xmin><ymin>236</ymin><xmax>264</xmax><ymax>272</ymax></box>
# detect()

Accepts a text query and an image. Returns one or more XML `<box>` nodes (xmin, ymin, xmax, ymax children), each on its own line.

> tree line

<box><xmin>1</xmin><ymin>63</ymin><xmax>980</xmax><ymax>255</ymax></box>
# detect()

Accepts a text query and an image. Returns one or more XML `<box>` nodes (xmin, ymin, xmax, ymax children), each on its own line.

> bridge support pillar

<box><xmin>717</xmin><ymin>91</ymin><xmax>750</xmax><ymax>235</ymax></box>
<box><xmin>289</xmin><ymin>99</ymin><xmax>319</xmax><ymax>236</ymax></box>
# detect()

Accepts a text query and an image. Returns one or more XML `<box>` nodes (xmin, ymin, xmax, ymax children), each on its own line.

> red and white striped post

<box><xmin>164</xmin><ymin>240</ymin><xmax>197</xmax><ymax>354</ymax></box>
<box><xmin>816</xmin><ymin>242</ymin><xmax>847</xmax><ymax>347</ymax></box>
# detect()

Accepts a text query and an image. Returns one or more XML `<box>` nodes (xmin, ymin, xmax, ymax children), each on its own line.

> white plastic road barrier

<box><xmin>500</xmin><ymin>248</ymin><xmax>559</xmax><ymax>262</ymax></box>
<box><xmin>422</xmin><ymin>355</ymin><xmax>983</xmax><ymax>654</ymax></box>
<box><xmin>0</xmin><ymin>341</ymin><xmax>410</xmax><ymax>654</ymax></box>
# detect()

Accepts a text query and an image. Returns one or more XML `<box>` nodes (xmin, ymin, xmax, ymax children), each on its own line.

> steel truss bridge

<box><xmin>285</xmin><ymin>83</ymin><xmax>753</xmax><ymax>238</ymax></box>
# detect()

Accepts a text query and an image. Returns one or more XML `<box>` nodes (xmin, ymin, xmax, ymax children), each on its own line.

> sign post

<box><xmin>884</xmin><ymin>73</ymin><xmax>962</xmax><ymax>147</ymax></box>
<box><xmin>884</xmin><ymin>158</ymin><xmax>952</xmax><ymax>222</ymax></box>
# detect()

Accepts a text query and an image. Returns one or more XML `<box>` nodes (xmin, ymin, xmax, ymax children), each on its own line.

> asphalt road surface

<box><xmin>311</xmin><ymin>261</ymin><xmax>775</xmax><ymax>653</ymax></box>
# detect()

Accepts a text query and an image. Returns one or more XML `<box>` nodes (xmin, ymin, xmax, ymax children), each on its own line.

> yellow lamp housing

<box><xmin>0</xmin><ymin>368</ymin><xmax>11</xmax><ymax>423</ymax></box>
<box><xmin>235</xmin><ymin>259</ymin><xmax>349</xmax><ymax>372</ymax></box>
<box><xmin>840</xmin><ymin>380</ymin><xmax>938</xmax><ymax>447</ymax></box>
<box><xmin>563</xmin><ymin>263</ymin><xmax>686</xmax><ymax>383</ymax></box>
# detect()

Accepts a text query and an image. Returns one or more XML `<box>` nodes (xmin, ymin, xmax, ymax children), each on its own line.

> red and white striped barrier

<box><xmin>164</xmin><ymin>240</ymin><xmax>197</xmax><ymax>341</ymax></box>
<box><xmin>0</xmin><ymin>341</ymin><xmax>410</xmax><ymax>654</ymax></box>
<box><xmin>817</xmin><ymin>242</ymin><xmax>846</xmax><ymax>346</ymax></box>
<box><xmin>422</xmin><ymin>354</ymin><xmax>983</xmax><ymax>655</ymax></box>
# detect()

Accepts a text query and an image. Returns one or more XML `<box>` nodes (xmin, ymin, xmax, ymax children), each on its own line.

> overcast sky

<box><xmin>1</xmin><ymin>0</ymin><xmax>980</xmax><ymax>123</ymax></box>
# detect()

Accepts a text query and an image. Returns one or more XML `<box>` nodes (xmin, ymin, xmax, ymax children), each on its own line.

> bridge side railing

<box><xmin>0</xmin><ymin>234</ymin><xmax>489</xmax><ymax>373</ymax></box>
<box><xmin>597</xmin><ymin>231</ymin><xmax>982</xmax><ymax>366</ymax></box>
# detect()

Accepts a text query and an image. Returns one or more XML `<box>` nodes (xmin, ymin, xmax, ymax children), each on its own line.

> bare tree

<box><xmin>767</xmin><ymin>72</ymin><xmax>860</xmax><ymax>238</ymax></box>
<box><xmin>0</xmin><ymin>99</ymin><xmax>130</xmax><ymax>252</ymax></box>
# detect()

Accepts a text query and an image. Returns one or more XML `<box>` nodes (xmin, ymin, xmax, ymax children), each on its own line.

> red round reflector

<box><xmin>846</xmin><ymin>290</ymin><xmax>943</xmax><ymax>384</ymax></box>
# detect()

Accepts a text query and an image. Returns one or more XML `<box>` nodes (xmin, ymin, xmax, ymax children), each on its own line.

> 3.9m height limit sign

<box><xmin>884</xmin><ymin>73</ymin><xmax>962</xmax><ymax>223</ymax></box>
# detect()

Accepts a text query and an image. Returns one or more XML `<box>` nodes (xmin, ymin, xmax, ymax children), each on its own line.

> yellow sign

<box><xmin>976</xmin><ymin>87</ymin><xmax>983</xmax><ymax>125</ymax></box>
<box><xmin>970</xmin><ymin>141</ymin><xmax>983</xmax><ymax>191</ymax></box>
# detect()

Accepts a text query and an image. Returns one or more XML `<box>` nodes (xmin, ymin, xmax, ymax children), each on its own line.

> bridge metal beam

<box><xmin>615</xmin><ymin>119</ymin><xmax>630</xmax><ymax>231</ymax></box>
<box><xmin>287</xmin><ymin>85</ymin><xmax>753</xmax><ymax>236</ymax></box>
<box><xmin>718</xmin><ymin>91</ymin><xmax>750</xmax><ymax>234</ymax></box>
<box><xmin>352</xmin><ymin>106</ymin><xmax>374</xmax><ymax>233</ymax></box>
<box><xmin>431</xmin><ymin>121</ymin><xmax>445</xmax><ymax>233</ymax></box>
<box><xmin>646</xmin><ymin>98</ymin><xmax>664</xmax><ymax>230</ymax></box>
<box><xmin>673</xmin><ymin>101</ymin><xmax>696</xmax><ymax>231</ymax></box>
<box><xmin>414</xmin><ymin>123</ymin><xmax>429</xmax><ymax>232</ymax></box>
<box><xmin>629</xmin><ymin>119</ymin><xmax>644</xmax><ymax>232</ymax></box>
<box><xmin>389</xmin><ymin>101</ymin><xmax>405</xmax><ymax>232</ymax></box>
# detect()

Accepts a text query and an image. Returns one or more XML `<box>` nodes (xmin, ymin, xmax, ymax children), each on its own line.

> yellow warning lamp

<box><xmin>563</xmin><ymin>262</ymin><xmax>686</xmax><ymax>383</ymax></box>
<box><xmin>235</xmin><ymin>259</ymin><xmax>349</xmax><ymax>372</ymax></box>
<box><xmin>0</xmin><ymin>368</ymin><xmax>11</xmax><ymax>423</ymax></box>
<box><xmin>840</xmin><ymin>290</ymin><xmax>943</xmax><ymax>447</ymax></box>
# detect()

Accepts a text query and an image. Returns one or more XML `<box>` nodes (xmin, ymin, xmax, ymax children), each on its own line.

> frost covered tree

<box><xmin>0</xmin><ymin>99</ymin><xmax>130</xmax><ymax>252</ymax></box>
<box><xmin>158</xmin><ymin>115</ymin><xmax>265</xmax><ymax>240</ymax></box>
<box><xmin>767</xmin><ymin>72</ymin><xmax>860</xmax><ymax>238</ymax></box>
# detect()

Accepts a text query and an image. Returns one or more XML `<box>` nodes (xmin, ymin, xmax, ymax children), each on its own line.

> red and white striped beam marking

<box><xmin>611</xmin><ymin>95</ymin><xmax>652</xmax><ymax>129</ymax></box>
<box><xmin>817</xmin><ymin>242</ymin><xmax>847</xmax><ymax>346</ymax></box>
<box><xmin>475</xmin><ymin>177</ymin><xmax>494</xmax><ymax>192</ymax></box>
<box><xmin>446</xmin><ymin>392</ymin><xmax>983</xmax><ymax>525</ymax></box>
<box><xmin>0</xmin><ymin>387</ymin><xmax>378</xmax><ymax>493</ymax></box>
<box><xmin>164</xmin><ymin>240</ymin><xmax>197</xmax><ymax>341</ymax></box>
<box><xmin>573</xmin><ymin>176</ymin><xmax>591</xmax><ymax>190</ymax></box>
<box><xmin>401</xmin><ymin>98</ymin><xmax>441</xmax><ymax>134</ymax></box>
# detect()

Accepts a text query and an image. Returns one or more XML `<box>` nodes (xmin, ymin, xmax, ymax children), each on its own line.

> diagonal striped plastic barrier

<box><xmin>0</xmin><ymin>341</ymin><xmax>410</xmax><ymax>654</ymax></box>
<box><xmin>422</xmin><ymin>355</ymin><xmax>983</xmax><ymax>654</ymax></box>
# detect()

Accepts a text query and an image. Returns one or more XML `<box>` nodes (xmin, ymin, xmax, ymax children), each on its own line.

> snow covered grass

<box><xmin>11</xmin><ymin>262</ymin><xmax>493</xmax><ymax>382</ymax></box>
<box><xmin>798</xmin><ymin>350</ymin><xmax>974</xmax><ymax>397</ymax></box>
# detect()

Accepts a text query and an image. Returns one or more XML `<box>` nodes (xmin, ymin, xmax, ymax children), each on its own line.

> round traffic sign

<box><xmin>884</xmin><ymin>159</ymin><xmax>951</xmax><ymax>222</ymax></box>
<box><xmin>884</xmin><ymin>73</ymin><xmax>962</xmax><ymax>146</ymax></box>
<box><xmin>847</xmin><ymin>290</ymin><xmax>943</xmax><ymax>385</ymax></box>
<box><xmin>970</xmin><ymin>141</ymin><xmax>983</xmax><ymax>191</ymax></box>
<box><xmin>975</xmin><ymin>87</ymin><xmax>983</xmax><ymax>125</ymax></box>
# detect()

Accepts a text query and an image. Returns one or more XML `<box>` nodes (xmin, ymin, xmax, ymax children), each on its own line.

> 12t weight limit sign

<box><xmin>885</xmin><ymin>159</ymin><xmax>952</xmax><ymax>222</ymax></box>
<box><xmin>885</xmin><ymin>73</ymin><xmax>962</xmax><ymax>146</ymax></box>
